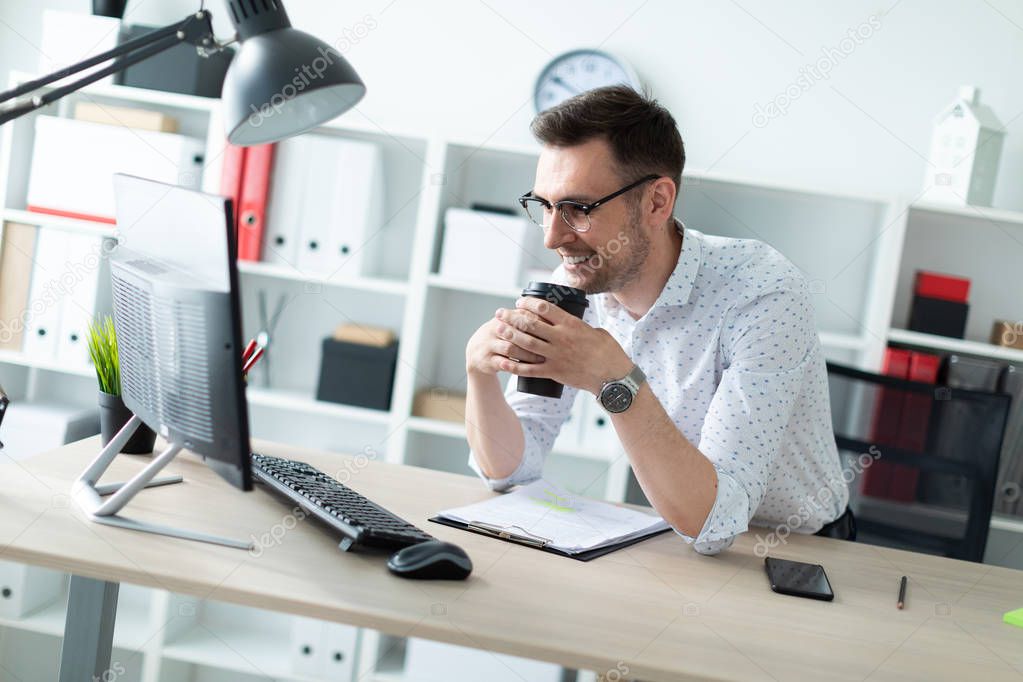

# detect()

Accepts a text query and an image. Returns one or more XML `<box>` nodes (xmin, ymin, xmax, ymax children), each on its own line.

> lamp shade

<box><xmin>221</xmin><ymin>1</ymin><xmax>365</xmax><ymax>146</ymax></box>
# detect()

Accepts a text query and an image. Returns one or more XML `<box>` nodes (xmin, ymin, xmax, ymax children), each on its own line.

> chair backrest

<box><xmin>826</xmin><ymin>362</ymin><xmax>1012</xmax><ymax>562</ymax></box>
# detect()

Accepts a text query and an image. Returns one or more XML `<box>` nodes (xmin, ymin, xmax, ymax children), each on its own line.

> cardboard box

<box><xmin>333</xmin><ymin>323</ymin><xmax>395</xmax><ymax>348</ymax></box>
<box><xmin>74</xmin><ymin>102</ymin><xmax>179</xmax><ymax>133</ymax></box>
<box><xmin>413</xmin><ymin>388</ymin><xmax>466</xmax><ymax>423</ymax></box>
<box><xmin>991</xmin><ymin>320</ymin><xmax>1023</xmax><ymax>350</ymax></box>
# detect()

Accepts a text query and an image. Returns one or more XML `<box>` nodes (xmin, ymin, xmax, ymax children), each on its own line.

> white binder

<box><xmin>262</xmin><ymin>136</ymin><xmax>308</xmax><ymax>267</ymax></box>
<box><xmin>289</xmin><ymin>616</ymin><xmax>326</xmax><ymax>677</ymax></box>
<box><xmin>323</xmin><ymin>622</ymin><xmax>359</xmax><ymax>679</ymax></box>
<box><xmin>22</xmin><ymin>228</ymin><xmax>69</xmax><ymax>360</ymax></box>
<box><xmin>55</xmin><ymin>233</ymin><xmax>105</xmax><ymax>368</ymax></box>
<box><xmin>292</xmin><ymin>135</ymin><xmax>384</xmax><ymax>276</ymax></box>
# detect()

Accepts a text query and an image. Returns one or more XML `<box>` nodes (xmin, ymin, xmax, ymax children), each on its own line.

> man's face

<box><xmin>532</xmin><ymin>138</ymin><xmax>650</xmax><ymax>294</ymax></box>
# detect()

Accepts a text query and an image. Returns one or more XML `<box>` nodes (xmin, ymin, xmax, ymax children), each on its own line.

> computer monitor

<box><xmin>70</xmin><ymin>174</ymin><xmax>253</xmax><ymax>549</ymax></box>
<box><xmin>110</xmin><ymin>173</ymin><xmax>252</xmax><ymax>491</ymax></box>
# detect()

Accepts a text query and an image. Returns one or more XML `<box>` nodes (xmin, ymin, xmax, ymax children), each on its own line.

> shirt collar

<box><xmin>649</xmin><ymin>220</ymin><xmax>701</xmax><ymax>310</ymax></box>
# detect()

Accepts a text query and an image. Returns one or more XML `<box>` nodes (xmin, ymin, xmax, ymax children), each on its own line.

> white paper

<box><xmin>438</xmin><ymin>480</ymin><xmax>669</xmax><ymax>553</ymax></box>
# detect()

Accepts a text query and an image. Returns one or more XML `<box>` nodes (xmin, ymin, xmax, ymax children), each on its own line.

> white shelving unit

<box><xmin>2</xmin><ymin>71</ymin><xmax>1022</xmax><ymax>681</ymax></box>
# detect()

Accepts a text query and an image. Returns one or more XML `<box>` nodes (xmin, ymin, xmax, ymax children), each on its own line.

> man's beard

<box><xmin>567</xmin><ymin>204</ymin><xmax>650</xmax><ymax>295</ymax></box>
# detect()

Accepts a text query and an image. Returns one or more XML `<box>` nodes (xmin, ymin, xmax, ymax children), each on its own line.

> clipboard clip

<box><xmin>467</xmin><ymin>521</ymin><xmax>550</xmax><ymax>548</ymax></box>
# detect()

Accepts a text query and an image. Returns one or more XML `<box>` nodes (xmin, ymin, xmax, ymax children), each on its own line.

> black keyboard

<box><xmin>251</xmin><ymin>452</ymin><xmax>434</xmax><ymax>551</ymax></box>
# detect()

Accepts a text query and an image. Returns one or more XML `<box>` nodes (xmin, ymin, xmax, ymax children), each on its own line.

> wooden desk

<box><xmin>1</xmin><ymin>438</ymin><xmax>1022</xmax><ymax>681</ymax></box>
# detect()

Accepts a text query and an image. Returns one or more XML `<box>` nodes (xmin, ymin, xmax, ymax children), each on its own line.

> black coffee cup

<box><xmin>516</xmin><ymin>281</ymin><xmax>589</xmax><ymax>399</ymax></box>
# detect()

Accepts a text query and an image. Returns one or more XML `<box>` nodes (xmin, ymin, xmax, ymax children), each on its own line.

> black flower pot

<box><xmin>98</xmin><ymin>392</ymin><xmax>156</xmax><ymax>454</ymax></box>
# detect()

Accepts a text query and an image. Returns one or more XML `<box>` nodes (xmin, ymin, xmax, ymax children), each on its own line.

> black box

<box><xmin>316</xmin><ymin>338</ymin><xmax>398</xmax><ymax>411</ymax></box>
<box><xmin>114</xmin><ymin>24</ymin><xmax>234</xmax><ymax>98</ymax></box>
<box><xmin>909</xmin><ymin>295</ymin><xmax>968</xmax><ymax>338</ymax></box>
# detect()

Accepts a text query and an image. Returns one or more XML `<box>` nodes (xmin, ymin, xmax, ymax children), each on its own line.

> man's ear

<box><xmin>647</xmin><ymin>177</ymin><xmax>676</xmax><ymax>225</ymax></box>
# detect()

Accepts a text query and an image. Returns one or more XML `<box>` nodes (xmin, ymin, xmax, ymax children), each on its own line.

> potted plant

<box><xmin>88</xmin><ymin>315</ymin><xmax>156</xmax><ymax>454</ymax></box>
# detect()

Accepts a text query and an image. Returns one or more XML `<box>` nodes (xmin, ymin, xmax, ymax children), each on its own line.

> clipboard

<box><xmin>428</xmin><ymin>516</ymin><xmax>672</xmax><ymax>562</ymax></box>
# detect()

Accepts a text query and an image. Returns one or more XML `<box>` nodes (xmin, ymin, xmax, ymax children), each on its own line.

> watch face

<box><xmin>600</xmin><ymin>382</ymin><xmax>633</xmax><ymax>413</ymax></box>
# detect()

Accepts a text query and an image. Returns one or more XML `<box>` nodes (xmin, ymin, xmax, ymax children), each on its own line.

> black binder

<box><xmin>428</xmin><ymin>516</ymin><xmax>672</xmax><ymax>562</ymax></box>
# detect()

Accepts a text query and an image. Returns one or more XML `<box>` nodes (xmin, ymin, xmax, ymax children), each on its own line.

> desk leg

<box><xmin>58</xmin><ymin>575</ymin><xmax>119</xmax><ymax>682</ymax></box>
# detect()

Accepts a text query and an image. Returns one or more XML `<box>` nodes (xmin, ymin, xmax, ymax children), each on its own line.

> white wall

<box><xmin>2</xmin><ymin>0</ymin><xmax>1022</xmax><ymax>210</ymax></box>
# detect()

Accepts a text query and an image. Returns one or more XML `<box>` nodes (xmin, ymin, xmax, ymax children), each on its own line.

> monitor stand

<box><xmin>71</xmin><ymin>415</ymin><xmax>252</xmax><ymax>550</ymax></box>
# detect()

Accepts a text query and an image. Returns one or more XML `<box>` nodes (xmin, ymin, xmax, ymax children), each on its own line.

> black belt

<box><xmin>815</xmin><ymin>506</ymin><xmax>857</xmax><ymax>541</ymax></box>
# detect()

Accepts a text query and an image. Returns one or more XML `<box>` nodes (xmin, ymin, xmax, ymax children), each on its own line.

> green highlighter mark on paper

<box><xmin>530</xmin><ymin>488</ymin><xmax>577</xmax><ymax>512</ymax></box>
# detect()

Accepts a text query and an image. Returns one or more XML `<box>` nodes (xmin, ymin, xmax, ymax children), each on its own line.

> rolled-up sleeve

<box><xmin>468</xmin><ymin>273</ymin><xmax>595</xmax><ymax>492</ymax></box>
<box><xmin>468</xmin><ymin>375</ymin><xmax>578</xmax><ymax>491</ymax></box>
<box><xmin>678</xmin><ymin>279</ymin><xmax>816</xmax><ymax>554</ymax></box>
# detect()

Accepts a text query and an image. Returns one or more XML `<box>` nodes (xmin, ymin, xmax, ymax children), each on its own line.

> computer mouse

<box><xmin>387</xmin><ymin>540</ymin><xmax>472</xmax><ymax>580</ymax></box>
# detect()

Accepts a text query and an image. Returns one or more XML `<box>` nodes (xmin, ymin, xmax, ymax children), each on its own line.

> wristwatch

<box><xmin>597</xmin><ymin>364</ymin><xmax>646</xmax><ymax>414</ymax></box>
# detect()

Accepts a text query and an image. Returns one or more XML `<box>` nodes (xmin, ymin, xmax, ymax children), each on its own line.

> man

<box><xmin>464</xmin><ymin>85</ymin><xmax>851</xmax><ymax>554</ymax></box>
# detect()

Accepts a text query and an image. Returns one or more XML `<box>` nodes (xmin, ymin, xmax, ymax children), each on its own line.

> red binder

<box><xmin>861</xmin><ymin>348</ymin><xmax>911</xmax><ymax>498</ymax></box>
<box><xmin>220</xmin><ymin>142</ymin><xmax>247</xmax><ymax>233</ymax></box>
<box><xmin>236</xmin><ymin>143</ymin><xmax>275</xmax><ymax>262</ymax></box>
<box><xmin>888</xmin><ymin>352</ymin><xmax>942</xmax><ymax>501</ymax></box>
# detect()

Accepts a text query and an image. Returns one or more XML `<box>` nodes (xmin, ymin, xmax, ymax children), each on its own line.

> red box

<box><xmin>913</xmin><ymin>270</ymin><xmax>970</xmax><ymax>303</ymax></box>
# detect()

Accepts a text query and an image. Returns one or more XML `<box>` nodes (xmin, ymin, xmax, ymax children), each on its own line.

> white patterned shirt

<box><xmin>468</xmin><ymin>225</ymin><xmax>849</xmax><ymax>554</ymax></box>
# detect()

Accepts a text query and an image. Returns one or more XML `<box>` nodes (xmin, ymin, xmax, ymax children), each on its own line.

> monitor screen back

<box><xmin>110</xmin><ymin>174</ymin><xmax>252</xmax><ymax>491</ymax></box>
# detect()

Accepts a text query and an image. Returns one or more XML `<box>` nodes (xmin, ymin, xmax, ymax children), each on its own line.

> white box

<box><xmin>0</xmin><ymin>560</ymin><xmax>67</xmax><ymax>618</ymax></box>
<box><xmin>439</xmin><ymin>208</ymin><xmax>532</xmax><ymax>288</ymax></box>
<box><xmin>27</xmin><ymin>116</ymin><xmax>205</xmax><ymax>223</ymax></box>
<box><xmin>404</xmin><ymin>638</ymin><xmax>562</xmax><ymax>682</ymax></box>
<box><xmin>40</xmin><ymin>10</ymin><xmax>121</xmax><ymax>87</ymax></box>
<box><xmin>0</xmin><ymin>402</ymin><xmax>100</xmax><ymax>461</ymax></box>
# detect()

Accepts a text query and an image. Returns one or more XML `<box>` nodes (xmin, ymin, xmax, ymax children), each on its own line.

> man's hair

<box><xmin>530</xmin><ymin>85</ymin><xmax>685</xmax><ymax>196</ymax></box>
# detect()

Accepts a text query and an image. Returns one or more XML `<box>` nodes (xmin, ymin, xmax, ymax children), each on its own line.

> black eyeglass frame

<box><xmin>518</xmin><ymin>173</ymin><xmax>661</xmax><ymax>232</ymax></box>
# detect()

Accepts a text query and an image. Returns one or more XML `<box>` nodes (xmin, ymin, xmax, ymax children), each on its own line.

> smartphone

<box><xmin>764</xmin><ymin>557</ymin><xmax>834</xmax><ymax>601</ymax></box>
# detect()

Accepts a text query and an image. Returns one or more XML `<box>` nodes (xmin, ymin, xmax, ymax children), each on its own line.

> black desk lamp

<box><xmin>0</xmin><ymin>1</ymin><xmax>365</xmax><ymax>145</ymax></box>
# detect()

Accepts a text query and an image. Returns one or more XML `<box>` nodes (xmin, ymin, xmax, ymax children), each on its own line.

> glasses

<box><xmin>518</xmin><ymin>174</ymin><xmax>660</xmax><ymax>232</ymax></box>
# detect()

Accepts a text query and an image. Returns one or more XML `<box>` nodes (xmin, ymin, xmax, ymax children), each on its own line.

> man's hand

<box><xmin>491</xmin><ymin>297</ymin><xmax>632</xmax><ymax>395</ymax></box>
<box><xmin>466</xmin><ymin>315</ymin><xmax>547</xmax><ymax>377</ymax></box>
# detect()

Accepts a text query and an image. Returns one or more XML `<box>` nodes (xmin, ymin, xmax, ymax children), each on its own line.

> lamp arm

<box><xmin>0</xmin><ymin>10</ymin><xmax>216</xmax><ymax>124</ymax></box>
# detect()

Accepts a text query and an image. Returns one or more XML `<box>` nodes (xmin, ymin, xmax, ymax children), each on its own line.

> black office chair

<box><xmin>825</xmin><ymin>361</ymin><xmax>1012</xmax><ymax>562</ymax></box>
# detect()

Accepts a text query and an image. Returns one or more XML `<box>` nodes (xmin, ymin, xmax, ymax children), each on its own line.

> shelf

<box><xmin>887</xmin><ymin>328</ymin><xmax>1023</xmax><ymax>363</ymax></box>
<box><xmin>0</xmin><ymin>349</ymin><xmax>95</xmax><ymax>377</ymax></box>
<box><xmin>406</xmin><ymin>416</ymin><xmax>619</xmax><ymax>462</ymax></box>
<box><xmin>991</xmin><ymin>514</ymin><xmax>1023</xmax><ymax>534</ymax></box>
<box><xmin>683</xmin><ymin>167</ymin><xmax>892</xmax><ymax>205</ymax></box>
<box><xmin>11</xmin><ymin>70</ymin><xmax>217</xmax><ymax>113</ymax></box>
<box><xmin>0</xmin><ymin>597</ymin><xmax>66</xmax><ymax>638</ymax></box>
<box><xmin>407</xmin><ymin>415</ymin><xmax>465</xmax><ymax>439</ymax></box>
<box><xmin>910</xmin><ymin>201</ymin><xmax>1023</xmax><ymax>228</ymax></box>
<box><xmin>162</xmin><ymin>623</ymin><xmax>317</xmax><ymax>682</ymax></box>
<box><xmin>246</xmin><ymin>386</ymin><xmax>392</xmax><ymax>424</ymax></box>
<box><xmin>237</xmin><ymin>260</ymin><xmax>408</xmax><ymax>296</ymax></box>
<box><xmin>426</xmin><ymin>274</ymin><xmax>521</xmax><ymax>300</ymax></box>
<box><xmin>2</xmin><ymin>208</ymin><xmax>116</xmax><ymax>237</ymax></box>
<box><xmin>818</xmin><ymin>332</ymin><xmax>870</xmax><ymax>351</ymax></box>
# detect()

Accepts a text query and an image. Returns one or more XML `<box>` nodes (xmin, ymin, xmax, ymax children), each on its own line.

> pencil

<box><xmin>897</xmin><ymin>575</ymin><xmax>907</xmax><ymax>609</ymax></box>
